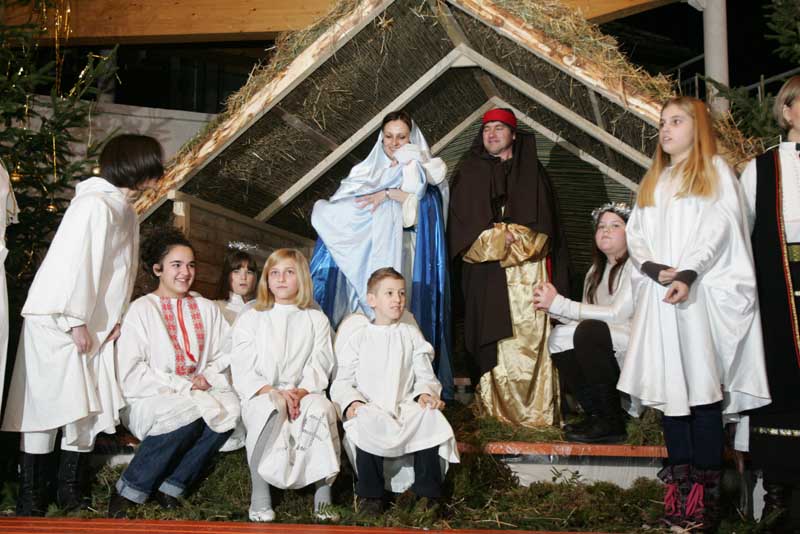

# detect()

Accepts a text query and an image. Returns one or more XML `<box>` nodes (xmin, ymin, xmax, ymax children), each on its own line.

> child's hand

<box><xmin>278</xmin><ymin>390</ymin><xmax>301</xmax><ymax>420</ymax></box>
<box><xmin>104</xmin><ymin>323</ymin><xmax>121</xmax><ymax>344</ymax></box>
<box><xmin>418</xmin><ymin>394</ymin><xmax>445</xmax><ymax>410</ymax></box>
<box><xmin>191</xmin><ymin>374</ymin><xmax>211</xmax><ymax>391</ymax></box>
<box><xmin>532</xmin><ymin>282</ymin><xmax>558</xmax><ymax>310</ymax></box>
<box><xmin>70</xmin><ymin>324</ymin><xmax>92</xmax><ymax>354</ymax></box>
<box><xmin>663</xmin><ymin>280</ymin><xmax>689</xmax><ymax>304</ymax></box>
<box><xmin>658</xmin><ymin>267</ymin><xmax>677</xmax><ymax>285</ymax></box>
<box><xmin>346</xmin><ymin>401</ymin><xmax>365</xmax><ymax>420</ymax></box>
<box><xmin>256</xmin><ymin>384</ymin><xmax>274</xmax><ymax>396</ymax></box>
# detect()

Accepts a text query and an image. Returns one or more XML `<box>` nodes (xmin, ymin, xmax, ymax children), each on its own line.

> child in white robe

<box><xmin>331</xmin><ymin>267</ymin><xmax>459</xmax><ymax>515</ymax></box>
<box><xmin>215</xmin><ymin>245</ymin><xmax>259</xmax><ymax>325</ymax></box>
<box><xmin>1</xmin><ymin>135</ymin><xmax>163</xmax><ymax>516</ymax></box>
<box><xmin>621</xmin><ymin>96</ymin><xmax>770</xmax><ymax>530</ymax></box>
<box><xmin>231</xmin><ymin>248</ymin><xmax>340</xmax><ymax>522</ymax></box>
<box><xmin>108</xmin><ymin>228</ymin><xmax>240</xmax><ymax>517</ymax></box>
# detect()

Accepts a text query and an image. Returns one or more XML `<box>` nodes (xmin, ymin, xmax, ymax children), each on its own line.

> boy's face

<box><xmin>367</xmin><ymin>277</ymin><xmax>406</xmax><ymax>325</ymax></box>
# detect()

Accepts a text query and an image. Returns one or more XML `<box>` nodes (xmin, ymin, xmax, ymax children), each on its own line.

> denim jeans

<box><xmin>661</xmin><ymin>401</ymin><xmax>723</xmax><ymax>469</ymax></box>
<box><xmin>117</xmin><ymin>418</ymin><xmax>231</xmax><ymax>503</ymax></box>
<box><xmin>355</xmin><ymin>446</ymin><xmax>442</xmax><ymax>498</ymax></box>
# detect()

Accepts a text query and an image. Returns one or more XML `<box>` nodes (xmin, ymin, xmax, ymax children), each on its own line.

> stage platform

<box><xmin>0</xmin><ymin>517</ymin><xmax>607</xmax><ymax>534</ymax></box>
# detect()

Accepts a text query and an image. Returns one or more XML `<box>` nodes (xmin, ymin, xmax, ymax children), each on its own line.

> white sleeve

<box><xmin>401</xmin><ymin>193</ymin><xmax>419</xmax><ymax>228</ymax></box>
<box><xmin>230</xmin><ymin>312</ymin><xmax>271</xmax><ymax>401</ymax></box>
<box><xmin>409</xmin><ymin>326</ymin><xmax>442</xmax><ymax>400</ymax></box>
<box><xmin>297</xmin><ymin>312</ymin><xmax>335</xmax><ymax>394</ymax></box>
<box><xmin>201</xmin><ymin>305</ymin><xmax>234</xmax><ymax>391</ymax></box>
<box><xmin>330</xmin><ymin>315</ymin><xmax>368</xmax><ymax>419</ymax></box>
<box><xmin>548</xmin><ymin>267</ymin><xmax>633</xmax><ymax>324</ymax></box>
<box><xmin>740</xmin><ymin>158</ymin><xmax>757</xmax><ymax>235</ymax></box>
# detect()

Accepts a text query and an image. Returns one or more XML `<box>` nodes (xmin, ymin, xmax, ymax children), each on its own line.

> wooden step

<box><xmin>0</xmin><ymin>517</ymin><xmax>599</xmax><ymax>534</ymax></box>
<box><xmin>458</xmin><ymin>441</ymin><xmax>667</xmax><ymax>458</ymax></box>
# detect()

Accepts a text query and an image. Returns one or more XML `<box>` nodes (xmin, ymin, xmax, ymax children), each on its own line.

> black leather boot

<box><xmin>57</xmin><ymin>451</ymin><xmax>87</xmax><ymax>511</ymax></box>
<box><xmin>16</xmin><ymin>453</ymin><xmax>48</xmax><ymax>517</ymax></box>
<box><xmin>565</xmin><ymin>384</ymin><xmax>626</xmax><ymax>443</ymax></box>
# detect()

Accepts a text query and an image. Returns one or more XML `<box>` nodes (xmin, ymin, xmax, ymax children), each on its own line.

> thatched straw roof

<box><xmin>133</xmin><ymin>0</ymin><xmax>759</xmax><ymax>275</ymax></box>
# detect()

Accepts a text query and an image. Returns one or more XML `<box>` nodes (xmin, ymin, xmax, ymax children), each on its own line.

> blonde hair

<box><xmin>366</xmin><ymin>267</ymin><xmax>405</xmax><ymax>294</ymax></box>
<box><xmin>637</xmin><ymin>96</ymin><xmax>718</xmax><ymax>207</ymax></box>
<box><xmin>254</xmin><ymin>248</ymin><xmax>313</xmax><ymax>311</ymax></box>
<box><xmin>774</xmin><ymin>75</ymin><xmax>800</xmax><ymax>132</ymax></box>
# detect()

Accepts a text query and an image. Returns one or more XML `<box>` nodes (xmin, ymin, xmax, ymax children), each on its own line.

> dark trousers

<box><xmin>355</xmin><ymin>446</ymin><xmax>441</xmax><ymax>499</ymax></box>
<box><xmin>552</xmin><ymin>319</ymin><xmax>619</xmax><ymax>395</ymax></box>
<box><xmin>117</xmin><ymin>419</ymin><xmax>232</xmax><ymax>503</ymax></box>
<box><xmin>661</xmin><ymin>402</ymin><xmax>723</xmax><ymax>469</ymax></box>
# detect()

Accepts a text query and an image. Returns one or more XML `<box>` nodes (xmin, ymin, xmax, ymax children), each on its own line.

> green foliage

<box><xmin>765</xmin><ymin>0</ymin><xmax>800</xmax><ymax>64</ymax></box>
<box><xmin>0</xmin><ymin>1</ymin><xmax>117</xmax><ymax>313</ymax></box>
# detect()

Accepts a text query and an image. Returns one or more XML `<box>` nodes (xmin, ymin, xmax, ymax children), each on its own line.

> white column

<box><xmin>689</xmin><ymin>0</ymin><xmax>729</xmax><ymax>115</ymax></box>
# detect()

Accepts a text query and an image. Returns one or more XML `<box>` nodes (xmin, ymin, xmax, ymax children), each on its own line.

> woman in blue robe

<box><xmin>310</xmin><ymin>111</ymin><xmax>453</xmax><ymax>400</ymax></box>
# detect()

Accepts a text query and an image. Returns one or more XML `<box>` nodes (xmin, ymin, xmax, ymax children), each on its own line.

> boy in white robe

<box><xmin>231</xmin><ymin>248</ymin><xmax>339</xmax><ymax>522</ymax></box>
<box><xmin>108</xmin><ymin>228</ymin><xmax>240</xmax><ymax>517</ymax></box>
<box><xmin>1</xmin><ymin>135</ymin><xmax>163</xmax><ymax>516</ymax></box>
<box><xmin>331</xmin><ymin>267</ymin><xmax>459</xmax><ymax>515</ymax></box>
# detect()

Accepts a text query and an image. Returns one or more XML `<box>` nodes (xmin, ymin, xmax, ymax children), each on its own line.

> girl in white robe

<box><xmin>330</xmin><ymin>268</ymin><xmax>459</xmax><ymax>514</ymax></box>
<box><xmin>230</xmin><ymin>248</ymin><xmax>340</xmax><ymax>522</ymax></box>
<box><xmin>1</xmin><ymin>135</ymin><xmax>163</xmax><ymax>516</ymax></box>
<box><xmin>534</xmin><ymin>203</ymin><xmax>635</xmax><ymax>443</ymax></box>
<box><xmin>620</xmin><ymin>97</ymin><xmax>770</xmax><ymax>530</ymax></box>
<box><xmin>214</xmin><ymin>246</ymin><xmax>259</xmax><ymax>325</ymax></box>
<box><xmin>108</xmin><ymin>228</ymin><xmax>240</xmax><ymax>517</ymax></box>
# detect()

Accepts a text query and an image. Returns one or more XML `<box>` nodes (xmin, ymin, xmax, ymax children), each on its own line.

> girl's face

<box><xmin>382</xmin><ymin>120</ymin><xmax>411</xmax><ymax>160</ymax></box>
<box><xmin>783</xmin><ymin>98</ymin><xmax>800</xmax><ymax>140</ymax></box>
<box><xmin>595</xmin><ymin>212</ymin><xmax>627</xmax><ymax>261</ymax></box>
<box><xmin>268</xmin><ymin>258</ymin><xmax>299</xmax><ymax>305</ymax></box>
<box><xmin>230</xmin><ymin>263</ymin><xmax>257</xmax><ymax>298</ymax></box>
<box><xmin>659</xmin><ymin>104</ymin><xmax>694</xmax><ymax>164</ymax></box>
<box><xmin>154</xmin><ymin>245</ymin><xmax>195</xmax><ymax>298</ymax></box>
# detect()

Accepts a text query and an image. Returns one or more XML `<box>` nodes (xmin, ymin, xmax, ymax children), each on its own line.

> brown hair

<box><xmin>216</xmin><ymin>248</ymin><xmax>259</xmax><ymax>301</ymax></box>
<box><xmin>100</xmin><ymin>134</ymin><xmax>164</xmax><ymax>189</ymax></box>
<box><xmin>381</xmin><ymin>110</ymin><xmax>413</xmax><ymax>131</ymax></box>
<box><xmin>774</xmin><ymin>75</ymin><xmax>800</xmax><ymax>131</ymax></box>
<box><xmin>254</xmin><ymin>249</ymin><xmax>313</xmax><ymax>311</ymax></box>
<box><xmin>637</xmin><ymin>97</ymin><xmax>718</xmax><ymax>207</ymax></box>
<box><xmin>584</xmin><ymin>212</ymin><xmax>629</xmax><ymax>304</ymax></box>
<box><xmin>141</xmin><ymin>227</ymin><xmax>193</xmax><ymax>279</ymax></box>
<box><xmin>366</xmin><ymin>267</ymin><xmax>405</xmax><ymax>294</ymax></box>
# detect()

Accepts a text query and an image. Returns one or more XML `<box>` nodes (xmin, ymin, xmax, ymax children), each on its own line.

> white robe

<box><xmin>231</xmin><ymin>303</ymin><xmax>340</xmax><ymax>489</ymax></box>
<box><xmin>330</xmin><ymin>314</ymin><xmax>459</xmax><ymax>493</ymax></box>
<box><xmin>215</xmin><ymin>293</ymin><xmax>251</xmax><ymax>326</ymax></box>
<box><xmin>2</xmin><ymin>177</ymin><xmax>134</xmax><ymax>449</ymax></box>
<box><xmin>0</xmin><ymin>161</ymin><xmax>18</xmax><ymax>414</ymax></box>
<box><xmin>116</xmin><ymin>294</ymin><xmax>240</xmax><ymax>441</ymax></box>
<box><xmin>740</xmin><ymin>142</ymin><xmax>800</xmax><ymax>240</ymax></box>
<box><xmin>619</xmin><ymin>156</ymin><xmax>771</xmax><ymax>417</ymax></box>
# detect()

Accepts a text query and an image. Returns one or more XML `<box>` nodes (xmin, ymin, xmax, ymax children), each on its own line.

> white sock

<box><xmin>249</xmin><ymin>415</ymin><xmax>278</xmax><ymax>512</ymax></box>
<box><xmin>314</xmin><ymin>481</ymin><xmax>332</xmax><ymax>512</ymax></box>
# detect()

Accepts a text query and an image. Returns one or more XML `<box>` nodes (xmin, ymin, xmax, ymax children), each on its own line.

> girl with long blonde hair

<box><xmin>619</xmin><ymin>96</ymin><xmax>770</xmax><ymax>530</ymax></box>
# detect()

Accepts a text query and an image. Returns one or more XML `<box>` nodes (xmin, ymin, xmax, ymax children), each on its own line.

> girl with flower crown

<box><xmin>215</xmin><ymin>244</ymin><xmax>260</xmax><ymax>325</ymax></box>
<box><xmin>533</xmin><ymin>202</ymin><xmax>634</xmax><ymax>444</ymax></box>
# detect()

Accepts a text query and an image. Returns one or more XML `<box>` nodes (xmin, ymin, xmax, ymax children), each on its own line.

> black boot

<box><xmin>658</xmin><ymin>464</ymin><xmax>692</xmax><ymax>528</ymax></box>
<box><xmin>16</xmin><ymin>453</ymin><xmax>48</xmax><ymax>517</ymax></box>
<box><xmin>57</xmin><ymin>451</ymin><xmax>87</xmax><ymax>511</ymax></box>
<box><xmin>550</xmin><ymin>350</ymin><xmax>592</xmax><ymax>433</ymax></box>
<box><xmin>565</xmin><ymin>384</ymin><xmax>626</xmax><ymax>443</ymax></box>
<box><xmin>686</xmin><ymin>467</ymin><xmax>721</xmax><ymax>532</ymax></box>
<box><xmin>762</xmin><ymin>478</ymin><xmax>791</xmax><ymax>532</ymax></box>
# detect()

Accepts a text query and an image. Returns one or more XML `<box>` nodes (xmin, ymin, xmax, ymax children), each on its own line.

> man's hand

<box><xmin>191</xmin><ymin>374</ymin><xmax>211</xmax><ymax>391</ymax></box>
<box><xmin>663</xmin><ymin>280</ymin><xmax>689</xmax><ymax>304</ymax></box>
<box><xmin>346</xmin><ymin>401</ymin><xmax>365</xmax><ymax>420</ymax></box>
<box><xmin>70</xmin><ymin>325</ymin><xmax>92</xmax><ymax>354</ymax></box>
<box><xmin>418</xmin><ymin>393</ymin><xmax>445</xmax><ymax>410</ymax></box>
<box><xmin>504</xmin><ymin>230</ymin><xmax>516</xmax><ymax>246</ymax></box>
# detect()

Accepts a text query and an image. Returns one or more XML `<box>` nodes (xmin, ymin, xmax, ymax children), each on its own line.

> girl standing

<box><xmin>2</xmin><ymin>135</ymin><xmax>162</xmax><ymax>515</ymax></box>
<box><xmin>620</xmin><ymin>96</ymin><xmax>770</xmax><ymax>530</ymax></box>
<box><xmin>108</xmin><ymin>228</ymin><xmax>240</xmax><ymax>517</ymax></box>
<box><xmin>215</xmin><ymin>246</ymin><xmax>259</xmax><ymax>325</ymax></box>
<box><xmin>231</xmin><ymin>249</ymin><xmax>340</xmax><ymax>522</ymax></box>
<box><xmin>534</xmin><ymin>203</ymin><xmax>634</xmax><ymax>444</ymax></box>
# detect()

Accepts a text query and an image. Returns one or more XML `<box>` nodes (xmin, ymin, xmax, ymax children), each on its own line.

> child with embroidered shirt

<box><xmin>331</xmin><ymin>267</ymin><xmax>459</xmax><ymax>515</ymax></box>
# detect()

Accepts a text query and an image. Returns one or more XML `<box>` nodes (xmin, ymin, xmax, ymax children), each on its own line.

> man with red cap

<box><xmin>449</xmin><ymin>108</ymin><xmax>570</xmax><ymax>428</ymax></box>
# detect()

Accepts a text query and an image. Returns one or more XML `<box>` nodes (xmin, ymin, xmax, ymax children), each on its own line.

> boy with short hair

<box><xmin>330</xmin><ymin>267</ymin><xmax>459</xmax><ymax>515</ymax></box>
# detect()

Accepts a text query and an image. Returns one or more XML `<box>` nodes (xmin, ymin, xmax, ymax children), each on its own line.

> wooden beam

<box><xmin>565</xmin><ymin>0</ymin><xmax>678</xmax><ymax>24</ymax></box>
<box><xmin>135</xmin><ymin>0</ymin><xmax>395</xmax><ymax>221</ymax></box>
<box><xmin>3</xmin><ymin>0</ymin><xmax>337</xmax><ymax>45</ymax></box>
<box><xmin>458</xmin><ymin>45</ymin><xmax>652</xmax><ymax>169</ymax></box>
<box><xmin>492</xmin><ymin>97</ymin><xmax>639</xmax><ymax>191</ymax></box>
<box><xmin>274</xmin><ymin>106</ymin><xmax>361</xmax><ymax>166</ymax></box>
<box><xmin>255</xmin><ymin>47</ymin><xmax>464</xmax><ymax>222</ymax></box>
<box><xmin>430</xmin><ymin>100</ymin><xmax>496</xmax><ymax>155</ymax></box>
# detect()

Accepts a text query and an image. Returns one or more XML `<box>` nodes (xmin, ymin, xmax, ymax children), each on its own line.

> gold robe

<box><xmin>464</xmin><ymin>223</ymin><xmax>560</xmax><ymax>427</ymax></box>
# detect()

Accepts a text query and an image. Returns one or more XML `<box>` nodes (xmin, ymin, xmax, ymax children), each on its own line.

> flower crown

<box><xmin>591</xmin><ymin>202</ymin><xmax>632</xmax><ymax>226</ymax></box>
<box><xmin>227</xmin><ymin>240</ymin><xmax>258</xmax><ymax>253</ymax></box>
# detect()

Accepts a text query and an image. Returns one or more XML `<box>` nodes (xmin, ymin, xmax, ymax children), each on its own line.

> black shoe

<box><xmin>153</xmin><ymin>491</ymin><xmax>181</xmax><ymax>510</ymax></box>
<box><xmin>566</xmin><ymin>416</ymin><xmax>627</xmax><ymax>443</ymax></box>
<box><xmin>57</xmin><ymin>451</ymin><xmax>88</xmax><ymax>512</ymax></box>
<box><xmin>563</xmin><ymin>415</ymin><xmax>593</xmax><ymax>434</ymax></box>
<box><xmin>357</xmin><ymin>496</ymin><xmax>383</xmax><ymax>517</ymax></box>
<box><xmin>107</xmin><ymin>492</ymin><xmax>134</xmax><ymax>519</ymax></box>
<box><xmin>16</xmin><ymin>453</ymin><xmax>48</xmax><ymax>517</ymax></box>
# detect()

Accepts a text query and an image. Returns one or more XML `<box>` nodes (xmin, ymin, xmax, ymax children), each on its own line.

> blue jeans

<box><xmin>117</xmin><ymin>418</ymin><xmax>231</xmax><ymax>503</ymax></box>
<box><xmin>661</xmin><ymin>401</ymin><xmax>723</xmax><ymax>469</ymax></box>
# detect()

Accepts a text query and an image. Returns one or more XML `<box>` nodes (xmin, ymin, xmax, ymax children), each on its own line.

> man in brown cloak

<box><xmin>449</xmin><ymin>108</ymin><xmax>569</xmax><ymax>427</ymax></box>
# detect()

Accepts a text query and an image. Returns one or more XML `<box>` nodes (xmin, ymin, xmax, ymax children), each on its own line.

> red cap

<box><xmin>482</xmin><ymin>108</ymin><xmax>517</xmax><ymax>129</ymax></box>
